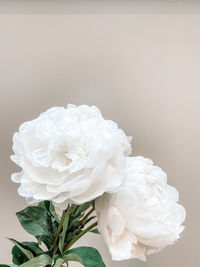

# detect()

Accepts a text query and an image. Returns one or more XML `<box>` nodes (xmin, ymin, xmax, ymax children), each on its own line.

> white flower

<box><xmin>95</xmin><ymin>156</ymin><xmax>186</xmax><ymax>261</ymax></box>
<box><xmin>11</xmin><ymin>104</ymin><xmax>131</xmax><ymax>208</ymax></box>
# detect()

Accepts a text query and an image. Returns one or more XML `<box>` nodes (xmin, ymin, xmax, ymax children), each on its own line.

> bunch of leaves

<box><xmin>0</xmin><ymin>201</ymin><xmax>105</xmax><ymax>267</ymax></box>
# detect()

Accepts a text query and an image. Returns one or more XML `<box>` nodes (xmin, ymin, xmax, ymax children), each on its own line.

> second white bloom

<box><xmin>96</xmin><ymin>156</ymin><xmax>186</xmax><ymax>261</ymax></box>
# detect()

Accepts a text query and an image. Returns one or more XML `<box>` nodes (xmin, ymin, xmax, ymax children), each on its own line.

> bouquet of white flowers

<box><xmin>1</xmin><ymin>104</ymin><xmax>186</xmax><ymax>267</ymax></box>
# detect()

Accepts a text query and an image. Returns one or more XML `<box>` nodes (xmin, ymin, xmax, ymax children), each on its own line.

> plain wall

<box><xmin>0</xmin><ymin>7</ymin><xmax>199</xmax><ymax>267</ymax></box>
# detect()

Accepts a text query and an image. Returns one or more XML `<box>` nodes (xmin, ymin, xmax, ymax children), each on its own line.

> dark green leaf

<box><xmin>85</xmin><ymin>216</ymin><xmax>96</xmax><ymax>225</ymax></box>
<box><xmin>58</xmin><ymin>210</ymin><xmax>70</xmax><ymax>253</ymax></box>
<box><xmin>67</xmin><ymin>214</ymin><xmax>83</xmax><ymax>232</ymax></box>
<box><xmin>11</xmin><ymin>241</ymin><xmax>43</xmax><ymax>265</ymax></box>
<box><xmin>16</xmin><ymin>206</ymin><xmax>53</xmax><ymax>237</ymax></box>
<box><xmin>52</xmin><ymin>254</ymin><xmax>60</xmax><ymax>266</ymax></box>
<box><xmin>21</xmin><ymin>242</ymin><xmax>44</xmax><ymax>256</ymax></box>
<box><xmin>8</xmin><ymin>239</ymin><xmax>33</xmax><ymax>260</ymax></box>
<box><xmin>38</xmin><ymin>201</ymin><xmax>60</xmax><ymax>224</ymax></box>
<box><xmin>12</xmin><ymin>245</ymin><xmax>29</xmax><ymax>265</ymax></box>
<box><xmin>74</xmin><ymin>203</ymin><xmax>91</xmax><ymax>216</ymax></box>
<box><xmin>54</xmin><ymin>246</ymin><xmax>105</xmax><ymax>267</ymax></box>
<box><xmin>70</xmin><ymin>204</ymin><xmax>78</xmax><ymax>216</ymax></box>
<box><xmin>65</xmin><ymin>232</ymin><xmax>78</xmax><ymax>243</ymax></box>
<box><xmin>90</xmin><ymin>228</ymin><xmax>99</xmax><ymax>234</ymax></box>
<box><xmin>49</xmin><ymin>202</ymin><xmax>60</xmax><ymax>224</ymax></box>
<box><xmin>52</xmin><ymin>221</ymin><xmax>58</xmax><ymax>238</ymax></box>
<box><xmin>38</xmin><ymin>201</ymin><xmax>60</xmax><ymax>241</ymax></box>
<box><xmin>38</xmin><ymin>200</ymin><xmax>50</xmax><ymax>210</ymax></box>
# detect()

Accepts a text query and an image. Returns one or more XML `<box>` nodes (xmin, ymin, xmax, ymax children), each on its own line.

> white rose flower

<box><xmin>95</xmin><ymin>156</ymin><xmax>186</xmax><ymax>261</ymax></box>
<box><xmin>11</xmin><ymin>104</ymin><xmax>131</xmax><ymax>208</ymax></box>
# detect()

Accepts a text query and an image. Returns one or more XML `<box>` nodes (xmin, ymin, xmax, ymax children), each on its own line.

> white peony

<box><xmin>11</xmin><ymin>104</ymin><xmax>131</xmax><ymax>208</ymax></box>
<box><xmin>95</xmin><ymin>156</ymin><xmax>186</xmax><ymax>261</ymax></box>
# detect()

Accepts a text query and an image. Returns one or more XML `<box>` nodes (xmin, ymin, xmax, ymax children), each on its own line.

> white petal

<box><xmin>11</xmin><ymin>172</ymin><xmax>23</xmax><ymax>183</ymax></box>
<box><xmin>107</xmin><ymin>207</ymin><xmax>125</xmax><ymax>240</ymax></box>
<box><xmin>32</xmin><ymin>148</ymin><xmax>51</xmax><ymax>167</ymax></box>
<box><xmin>10</xmin><ymin>155</ymin><xmax>21</xmax><ymax>166</ymax></box>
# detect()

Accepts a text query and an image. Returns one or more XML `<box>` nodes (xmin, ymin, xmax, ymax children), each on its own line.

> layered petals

<box><xmin>11</xmin><ymin>104</ymin><xmax>131</xmax><ymax>207</ymax></box>
<box><xmin>95</xmin><ymin>156</ymin><xmax>186</xmax><ymax>261</ymax></box>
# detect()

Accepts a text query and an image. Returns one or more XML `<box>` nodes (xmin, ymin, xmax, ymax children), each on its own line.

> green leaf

<box><xmin>52</xmin><ymin>254</ymin><xmax>60</xmax><ymax>266</ymax></box>
<box><xmin>0</xmin><ymin>265</ymin><xmax>18</xmax><ymax>267</ymax></box>
<box><xmin>38</xmin><ymin>201</ymin><xmax>60</xmax><ymax>240</ymax></box>
<box><xmin>36</xmin><ymin>235</ymin><xmax>53</xmax><ymax>250</ymax></box>
<box><xmin>54</xmin><ymin>246</ymin><xmax>105</xmax><ymax>267</ymax></box>
<box><xmin>21</xmin><ymin>242</ymin><xmax>44</xmax><ymax>256</ymax></box>
<box><xmin>11</xmin><ymin>240</ymin><xmax>44</xmax><ymax>264</ymax></box>
<box><xmin>85</xmin><ymin>216</ymin><xmax>96</xmax><ymax>225</ymax></box>
<box><xmin>38</xmin><ymin>200</ymin><xmax>50</xmax><ymax>210</ymax></box>
<box><xmin>65</xmin><ymin>231</ymin><xmax>80</xmax><ymax>243</ymax></box>
<box><xmin>90</xmin><ymin>228</ymin><xmax>99</xmax><ymax>234</ymax></box>
<box><xmin>58</xmin><ymin>210</ymin><xmax>70</xmax><ymax>253</ymax></box>
<box><xmin>70</xmin><ymin>204</ymin><xmax>78</xmax><ymax>215</ymax></box>
<box><xmin>53</xmin><ymin>258</ymin><xmax>63</xmax><ymax>267</ymax></box>
<box><xmin>0</xmin><ymin>264</ymin><xmax>19</xmax><ymax>267</ymax></box>
<box><xmin>16</xmin><ymin>206</ymin><xmax>55</xmax><ymax>249</ymax></box>
<box><xmin>19</xmin><ymin>254</ymin><xmax>52</xmax><ymax>267</ymax></box>
<box><xmin>38</xmin><ymin>201</ymin><xmax>60</xmax><ymax>224</ymax></box>
<box><xmin>12</xmin><ymin>246</ymin><xmax>29</xmax><ymax>265</ymax></box>
<box><xmin>74</xmin><ymin>203</ymin><xmax>91</xmax><ymax>216</ymax></box>
<box><xmin>67</xmin><ymin>214</ymin><xmax>83</xmax><ymax>232</ymax></box>
<box><xmin>16</xmin><ymin>206</ymin><xmax>53</xmax><ymax>237</ymax></box>
<box><xmin>8</xmin><ymin>239</ymin><xmax>33</xmax><ymax>260</ymax></box>
<box><xmin>49</xmin><ymin>202</ymin><xmax>60</xmax><ymax>224</ymax></box>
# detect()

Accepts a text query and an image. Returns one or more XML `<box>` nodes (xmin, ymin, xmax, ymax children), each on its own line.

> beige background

<box><xmin>0</xmin><ymin>4</ymin><xmax>199</xmax><ymax>267</ymax></box>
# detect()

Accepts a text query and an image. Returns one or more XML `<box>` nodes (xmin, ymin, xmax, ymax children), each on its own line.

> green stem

<box><xmin>77</xmin><ymin>207</ymin><xmax>95</xmax><ymax>230</ymax></box>
<box><xmin>63</xmin><ymin>221</ymin><xmax>97</xmax><ymax>252</ymax></box>
<box><xmin>52</xmin><ymin>210</ymin><xmax>66</xmax><ymax>258</ymax></box>
<box><xmin>71</xmin><ymin>204</ymin><xmax>78</xmax><ymax>215</ymax></box>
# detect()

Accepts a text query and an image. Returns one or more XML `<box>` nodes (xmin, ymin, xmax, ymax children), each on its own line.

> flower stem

<box><xmin>77</xmin><ymin>207</ymin><xmax>95</xmax><ymax>230</ymax></box>
<box><xmin>52</xmin><ymin>209</ymin><xmax>66</xmax><ymax>258</ymax></box>
<box><xmin>63</xmin><ymin>221</ymin><xmax>97</xmax><ymax>252</ymax></box>
<box><xmin>71</xmin><ymin>204</ymin><xmax>78</xmax><ymax>215</ymax></box>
